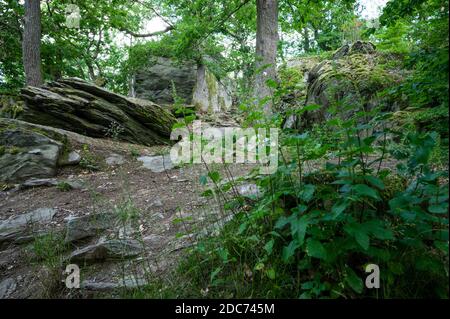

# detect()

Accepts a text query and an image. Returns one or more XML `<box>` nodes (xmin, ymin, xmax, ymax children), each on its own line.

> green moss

<box><xmin>8</xmin><ymin>146</ymin><xmax>21</xmax><ymax>155</ymax></box>
<box><xmin>0</xmin><ymin>96</ymin><xmax>24</xmax><ymax>119</ymax></box>
<box><xmin>0</xmin><ymin>145</ymin><xmax>5</xmax><ymax>156</ymax></box>
<box><xmin>381</xmin><ymin>173</ymin><xmax>407</xmax><ymax>201</ymax></box>
<box><xmin>0</xmin><ymin>119</ymin><xmax>72</xmax><ymax>155</ymax></box>
<box><xmin>56</xmin><ymin>181</ymin><xmax>72</xmax><ymax>192</ymax></box>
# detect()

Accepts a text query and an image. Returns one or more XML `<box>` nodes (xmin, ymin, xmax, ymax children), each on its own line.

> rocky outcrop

<box><xmin>134</xmin><ymin>57</ymin><xmax>232</xmax><ymax>113</ymax></box>
<box><xmin>332</xmin><ymin>41</ymin><xmax>376</xmax><ymax>60</ymax></box>
<box><xmin>19</xmin><ymin>78</ymin><xmax>177</xmax><ymax>146</ymax></box>
<box><xmin>289</xmin><ymin>42</ymin><xmax>401</xmax><ymax>129</ymax></box>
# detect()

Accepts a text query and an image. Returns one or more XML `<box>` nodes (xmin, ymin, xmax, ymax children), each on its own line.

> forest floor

<box><xmin>0</xmin><ymin>132</ymin><xmax>256</xmax><ymax>298</ymax></box>
<box><xmin>0</xmin><ymin>118</ymin><xmax>410</xmax><ymax>299</ymax></box>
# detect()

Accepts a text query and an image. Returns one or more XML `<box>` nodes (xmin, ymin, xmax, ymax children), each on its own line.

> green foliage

<box><xmin>168</xmin><ymin>84</ymin><xmax>448</xmax><ymax>298</ymax></box>
<box><xmin>56</xmin><ymin>181</ymin><xmax>72</xmax><ymax>192</ymax></box>
<box><xmin>32</xmin><ymin>232</ymin><xmax>68</xmax><ymax>268</ymax></box>
<box><xmin>374</xmin><ymin>0</ymin><xmax>449</xmax><ymax>111</ymax></box>
<box><xmin>79</xmin><ymin>144</ymin><xmax>100</xmax><ymax>171</ymax></box>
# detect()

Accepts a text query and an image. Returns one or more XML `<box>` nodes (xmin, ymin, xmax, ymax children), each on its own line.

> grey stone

<box><xmin>65</xmin><ymin>213</ymin><xmax>115</xmax><ymax>243</ymax></box>
<box><xmin>60</xmin><ymin>151</ymin><xmax>81</xmax><ymax>166</ymax></box>
<box><xmin>0</xmin><ymin>208</ymin><xmax>56</xmax><ymax>244</ymax></box>
<box><xmin>19</xmin><ymin>78</ymin><xmax>176</xmax><ymax>146</ymax></box>
<box><xmin>192</xmin><ymin>64</ymin><xmax>233</xmax><ymax>113</ymax></box>
<box><xmin>134</xmin><ymin>57</ymin><xmax>197</xmax><ymax>105</ymax></box>
<box><xmin>137</xmin><ymin>155</ymin><xmax>173</xmax><ymax>173</ymax></box>
<box><xmin>332</xmin><ymin>41</ymin><xmax>376</xmax><ymax>60</ymax></box>
<box><xmin>64</xmin><ymin>179</ymin><xmax>84</xmax><ymax>190</ymax></box>
<box><xmin>81</xmin><ymin>277</ymin><xmax>147</xmax><ymax>291</ymax></box>
<box><xmin>0</xmin><ymin>278</ymin><xmax>17</xmax><ymax>299</ymax></box>
<box><xmin>134</xmin><ymin>57</ymin><xmax>232</xmax><ymax>114</ymax></box>
<box><xmin>0</xmin><ymin>126</ymin><xmax>62</xmax><ymax>184</ymax></box>
<box><xmin>297</xmin><ymin>42</ymin><xmax>396</xmax><ymax>129</ymax></box>
<box><xmin>21</xmin><ymin>178</ymin><xmax>58</xmax><ymax>188</ymax></box>
<box><xmin>105</xmin><ymin>153</ymin><xmax>125</xmax><ymax>166</ymax></box>
<box><xmin>69</xmin><ymin>239</ymin><xmax>142</xmax><ymax>262</ymax></box>
<box><xmin>143</xmin><ymin>234</ymin><xmax>166</xmax><ymax>249</ymax></box>
<box><xmin>149</xmin><ymin>199</ymin><xmax>163</xmax><ymax>208</ymax></box>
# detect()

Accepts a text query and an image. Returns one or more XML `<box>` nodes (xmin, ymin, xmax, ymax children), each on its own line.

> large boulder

<box><xmin>0</xmin><ymin>120</ymin><xmax>63</xmax><ymax>183</ymax></box>
<box><xmin>294</xmin><ymin>42</ymin><xmax>402</xmax><ymax>129</ymax></box>
<box><xmin>134</xmin><ymin>57</ymin><xmax>232</xmax><ymax>113</ymax></box>
<box><xmin>19</xmin><ymin>78</ymin><xmax>177</xmax><ymax>146</ymax></box>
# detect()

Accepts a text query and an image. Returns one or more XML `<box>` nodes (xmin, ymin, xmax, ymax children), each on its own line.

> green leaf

<box><xmin>353</xmin><ymin>184</ymin><xmax>380</xmax><ymax>200</ymax></box>
<box><xmin>282</xmin><ymin>240</ymin><xmax>300</xmax><ymax>262</ymax></box>
<box><xmin>330</xmin><ymin>200</ymin><xmax>349</xmax><ymax>219</ymax></box>
<box><xmin>306</xmin><ymin>239</ymin><xmax>327</xmax><ymax>260</ymax></box>
<box><xmin>428</xmin><ymin>204</ymin><xmax>448</xmax><ymax>214</ymax></box>
<box><xmin>344</xmin><ymin>222</ymin><xmax>370</xmax><ymax>250</ymax></box>
<box><xmin>345</xmin><ymin>268</ymin><xmax>364</xmax><ymax>294</ymax></box>
<box><xmin>210</xmin><ymin>267</ymin><xmax>222</xmax><ymax>283</ymax></box>
<box><xmin>364</xmin><ymin>176</ymin><xmax>385</xmax><ymax>190</ymax></box>
<box><xmin>238</xmin><ymin>222</ymin><xmax>248</xmax><ymax>235</ymax></box>
<box><xmin>266</xmin><ymin>268</ymin><xmax>276</xmax><ymax>280</ymax></box>
<box><xmin>264</xmin><ymin>239</ymin><xmax>275</xmax><ymax>255</ymax></box>
<box><xmin>290</xmin><ymin>215</ymin><xmax>309</xmax><ymax>246</ymax></box>
<box><xmin>303</xmin><ymin>104</ymin><xmax>321</xmax><ymax>112</ymax></box>
<box><xmin>299</xmin><ymin>184</ymin><xmax>316</xmax><ymax>203</ymax></box>
<box><xmin>208</xmin><ymin>171</ymin><xmax>221</xmax><ymax>183</ymax></box>
<box><xmin>364</xmin><ymin>220</ymin><xmax>394</xmax><ymax>240</ymax></box>
<box><xmin>275</xmin><ymin>216</ymin><xmax>290</xmax><ymax>229</ymax></box>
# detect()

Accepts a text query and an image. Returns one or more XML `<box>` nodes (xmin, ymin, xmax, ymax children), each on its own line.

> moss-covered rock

<box><xmin>0</xmin><ymin>119</ymin><xmax>63</xmax><ymax>183</ymax></box>
<box><xmin>298</xmin><ymin>42</ymin><xmax>403</xmax><ymax>128</ymax></box>
<box><xmin>19</xmin><ymin>78</ymin><xmax>177</xmax><ymax>146</ymax></box>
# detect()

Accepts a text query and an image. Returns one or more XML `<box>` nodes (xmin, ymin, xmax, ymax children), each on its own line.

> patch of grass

<box><xmin>31</xmin><ymin>232</ymin><xmax>70</xmax><ymax>298</ymax></box>
<box><xmin>32</xmin><ymin>232</ymin><xmax>68</xmax><ymax>268</ymax></box>
<box><xmin>129</xmin><ymin>147</ymin><xmax>141</xmax><ymax>158</ymax></box>
<box><xmin>57</xmin><ymin>181</ymin><xmax>72</xmax><ymax>192</ymax></box>
<box><xmin>79</xmin><ymin>144</ymin><xmax>101</xmax><ymax>171</ymax></box>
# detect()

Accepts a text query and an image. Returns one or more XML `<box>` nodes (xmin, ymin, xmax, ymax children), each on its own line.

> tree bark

<box><xmin>254</xmin><ymin>0</ymin><xmax>279</xmax><ymax>115</ymax></box>
<box><xmin>22</xmin><ymin>0</ymin><xmax>43</xmax><ymax>87</ymax></box>
<box><xmin>303</xmin><ymin>27</ymin><xmax>310</xmax><ymax>52</ymax></box>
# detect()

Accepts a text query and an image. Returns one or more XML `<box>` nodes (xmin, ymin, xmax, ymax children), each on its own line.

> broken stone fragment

<box><xmin>0</xmin><ymin>277</ymin><xmax>17</xmax><ymax>299</ymax></box>
<box><xmin>59</xmin><ymin>151</ymin><xmax>81</xmax><ymax>166</ymax></box>
<box><xmin>105</xmin><ymin>153</ymin><xmax>125</xmax><ymax>166</ymax></box>
<box><xmin>137</xmin><ymin>154</ymin><xmax>174</xmax><ymax>173</ymax></box>
<box><xmin>64</xmin><ymin>212</ymin><xmax>115</xmax><ymax>243</ymax></box>
<box><xmin>0</xmin><ymin>208</ymin><xmax>57</xmax><ymax>245</ymax></box>
<box><xmin>69</xmin><ymin>239</ymin><xmax>142</xmax><ymax>263</ymax></box>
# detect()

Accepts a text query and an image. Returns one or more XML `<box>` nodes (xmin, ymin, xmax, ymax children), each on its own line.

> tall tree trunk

<box><xmin>22</xmin><ymin>0</ymin><xmax>43</xmax><ymax>87</ymax></box>
<box><xmin>254</xmin><ymin>0</ymin><xmax>279</xmax><ymax>115</ymax></box>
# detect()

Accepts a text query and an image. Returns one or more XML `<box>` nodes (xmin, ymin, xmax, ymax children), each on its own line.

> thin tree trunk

<box><xmin>22</xmin><ymin>0</ymin><xmax>43</xmax><ymax>87</ymax></box>
<box><xmin>303</xmin><ymin>27</ymin><xmax>310</xmax><ymax>53</ymax></box>
<box><xmin>254</xmin><ymin>0</ymin><xmax>279</xmax><ymax>115</ymax></box>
